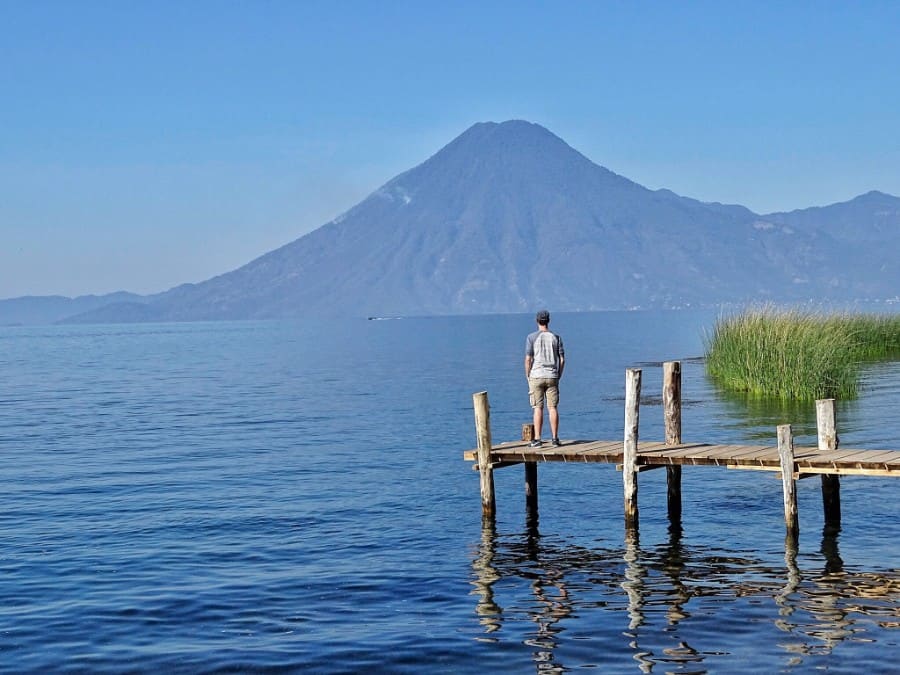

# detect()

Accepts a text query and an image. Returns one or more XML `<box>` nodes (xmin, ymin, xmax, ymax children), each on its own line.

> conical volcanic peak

<box><xmin>53</xmin><ymin>121</ymin><xmax>900</xmax><ymax>324</ymax></box>
<box><xmin>383</xmin><ymin>120</ymin><xmax>634</xmax><ymax>208</ymax></box>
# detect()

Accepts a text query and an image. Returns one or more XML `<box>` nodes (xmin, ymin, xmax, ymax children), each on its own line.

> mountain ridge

<box><xmin>3</xmin><ymin>120</ymin><xmax>899</xmax><ymax>325</ymax></box>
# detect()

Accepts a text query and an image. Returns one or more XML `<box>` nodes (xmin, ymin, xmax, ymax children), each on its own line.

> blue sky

<box><xmin>2</xmin><ymin>1</ymin><xmax>899</xmax><ymax>298</ymax></box>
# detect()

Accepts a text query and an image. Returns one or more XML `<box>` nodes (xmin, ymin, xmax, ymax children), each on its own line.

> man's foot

<box><xmin>528</xmin><ymin>439</ymin><xmax>542</xmax><ymax>448</ymax></box>
<box><xmin>551</xmin><ymin>437</ymin><xmax>561</xmax><ymax>447</ymax></box>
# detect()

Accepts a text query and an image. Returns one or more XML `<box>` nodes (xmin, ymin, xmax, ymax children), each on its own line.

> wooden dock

<box><xmin>462</xmin><ymin>438</ymin><xmax>900</xmax><ymax>475</ymax></box>
<box><xmin>465</xmin><ymin>362</ymin><xmax>900</xmax><ymax>537</ymax></box>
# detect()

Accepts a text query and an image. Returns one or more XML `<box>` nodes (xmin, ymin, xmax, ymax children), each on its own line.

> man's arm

<box><xmin>525</xmin><ymin>355</ymin><xmax>533</xmax><ymax>378</ymax></box>
<box><xmin>557</xmin><ymin>335</ymin><xmax>565</xmax><ymax>379</ymax></box>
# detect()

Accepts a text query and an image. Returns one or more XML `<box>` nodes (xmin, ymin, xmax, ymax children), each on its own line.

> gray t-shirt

<box><xmin>526</xmin><ymin>330</ymin><xmax>564</xmax><ymax>379</ymax></box>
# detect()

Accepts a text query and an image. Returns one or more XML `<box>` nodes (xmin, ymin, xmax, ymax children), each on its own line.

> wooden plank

<box><xmin>537</xmin><ymin>445</ymin><xmax>585</xmax><ymax>458</ymax></box>
<box><xmin>639</xmin><ymin>441</ymin><xmax>714</xmax><ymax>455</ymax></box>
<box><xmin>537</xmin><ymin>450</ymin><xmax>581</xmax><ymax>462</ymax></box>
<box><xmin>843</xmin><ymin>450</ymin><xmax>900</xmax><ymax>463</ymax></box>
<box><xmin>580</xmin><ymin>453</ymin><xmax>624</xmax><ymax>465</ymax></box>
<box><xmin>637</xmin><ymin>440</ymin><xmax>669</xmax><ymax>453</ymax></box>
<box><xmin>868</xmin><ymin>451</ymin><xmax>900</xmax><ymax>462</ymax></box>
<box><xmin>727</xmin><ymin>459</ymin><xmax>782</xmax><ymax>470</ymax></box>
<box><xmin>639</xmin><ymin>455</ymin><xmax>681</xmax><ymax>466</ymax></box>
<box><xmin>721</xmin><ymin>443</ymin><xmax>778</xmax><ymax>456</ymax></box>
<box><xmin>812</xmin><ymin>453</ymin><xmax>893</xmax><ymax>470</ymax></box>
<box><xmin>798</xmin><ymin>454</ymin><xmax>891</xmax><ymax>469</ymax></box>
<box><xmin>469</xmin><ymin>442</ymin><xmax>900</xmax><ymax>461</ymax></box>
<box><xmin>672</xmin><ymin>455</ymin><xmax>723</xmax><ymax>467</ymax></box>
<box><xmin>695</xmin><ymin>444</ymin><xmax>768</xmax><ymax>459</ymax></box>
<box><xmin>659</xmin><ymin>441</ymin><xmax>710</xmax><ymax>450</ymax></box>
<box><xmin>639</xmin><ymin>444</ymin><xmax>722</xmax><ymax>460</ymax></box>
<box><xmin>471</xmin><ymin>460</ymin><xmax>523</xmax><ymax>471</ymax></box>
<box><xmin>465</xmin><ymin>440</ymin><xmax>900</xmax><ymax>471</ymax></box>
<box><xmin>830</xmin><ymin>450</ymin><xmax>900</xmax><ymax>465</ymax></box>
<box><xmin>582</xmin><ymin>451</ymin><xmax>620</xmax><ymax>463</ymax></box>
<box><xmin>798</xmin><ymin>467</ymin><xmax>900</xmax><ymax>477</ymax></box>
<box><xmin>581</xmin><ymin>447</ymin><xmax>620</xmax><ymax>459</ymax></box>
<box><xmin>616</xmin><ymin>463</ymin><xmax>665</xmax><ymax>472</ymax></box>
<box><xmin>707</xmin><ymin>444</ymin><xmax>773</xmax><ymax>458</ymax></box>
<box><xmin>719</xmin><ymin>448</ymin><xmax>781</xmax><ymax>469</ymax></box>
<box><xmin>813</xmin><ymin>448</ymin><xmax>880</xmax><ymax>463</ymax></box>
<box><xmin>576</xmin><ymin>443</ymin><xmax>625</xmax><ymax>456</ymax></box>
<box><xmin>644</xmin><ymin>444</ymin><xmax>737</xmax><ymax>458</ymax></box>
<box><xmin>657</xmin><ymin>444</ymin><xmax>767</xmax><ymax>462</ymax></box>
<box><xmin>576</xmin><ymin>440</ymin><xmax>622</xmax><ymax>454</ymax></box>
<box><xmin>532</xmin><ymin>444</ymin><xmax>573</xmax><ymax>455</ymax></box>
<box><xmin>720</xmin><ymin>446</ymin><xmax>782</xmax><ymax>462</ymax></box>
<box><xmin>496</xmin><ymin>440</ymin><xmax>533</xmax><ymax>449</ymax></box>
<box><xmin>488</xmin><ymin>452</ymin><xmax>534</xmax><ymax>464</ymax></box>
<box><xmin>727</xmin><ymin>464</ymin><xmax>780</xmax><ymax>472</ymax></box>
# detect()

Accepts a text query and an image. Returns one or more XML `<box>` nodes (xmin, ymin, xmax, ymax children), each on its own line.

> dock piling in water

<box><xmin>525</xmin><ymin>462</ymin><xmax>538</xmax><ymax>515</ymax></box>
<box><xmin>777</xmin><ymin>424</ymin><xmax>799</xmax><ymax>538</ymax></box>
<box><xmin>816</xmin><ymin>398</ymin><xmax>841</xmax><ymax>531</ymax></box>
<box><xmin>473</xmin><ymin>391</ymin><xmax>495</xmax><ymax>520</ymax></box>
<box><xmin>623</xmin><ymin>368</ymin><xmax>642</xmax><ymax>529</ymax></box>
<box><xmin>663</xmin><ymin>361</ymin><xmax>683</xmax><ymax>526</ymax></box>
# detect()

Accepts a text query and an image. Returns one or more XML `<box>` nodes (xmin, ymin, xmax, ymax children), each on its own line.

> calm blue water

<box><xmin>1</xmin><ymin>311</ymin><xmax>898</xmax><ymax>672</ymax></box>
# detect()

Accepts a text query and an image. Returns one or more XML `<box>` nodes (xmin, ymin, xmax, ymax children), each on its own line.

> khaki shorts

<box><xmin>529</xmin><ymin>377</ymin><xmax>559</xmax><ymax>409</ymax></box>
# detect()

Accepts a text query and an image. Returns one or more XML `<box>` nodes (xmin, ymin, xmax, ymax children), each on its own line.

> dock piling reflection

<box><xmin>471</xmin><ymin>522</ymin><xmax>502</xmax><ymax>636</ymax></box>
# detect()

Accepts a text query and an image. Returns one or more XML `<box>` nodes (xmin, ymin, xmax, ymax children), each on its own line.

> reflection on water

<box><xmin>471</xmin><ymin>522</ymin><xmax>503</xmax><ymax>638</ymax></box>
<box><xmin>714</xmin><ymin>388</ymin><xmax>821</xmax><ymax>442</ymax></box>
<box><xmin>471</xmin><ymin>523</ymin><xmax>900</xmax><ymax>671</ymax></box>
<box><xmin>467</xmin><ymin>332</ymin><xmax>900</xmax><ymax>671</ymax></box>
<box><xmin>525</xmin><ymin>526</ymin><xmax>573</xmax><ymax>670</ymax></box>
<box><xmin>697</xmin><ymin>358</ymin><xmax>898</xmax><ymax>450</ymax></box>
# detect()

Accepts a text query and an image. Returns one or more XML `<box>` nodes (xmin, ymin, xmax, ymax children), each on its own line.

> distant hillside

<box><xmin>5</xmin><ymin>120</ymin><xmax>899</xmax><ymax>325</ymax></box>
<box><xmin>0</xmin><ymin>292</ymin><xmax>146</xmax><ymax>326</ymax></box>
<box><xmin>762</xmin><ymin>191</ymin><xmax>900</xmax><ymax>299</ymax></box>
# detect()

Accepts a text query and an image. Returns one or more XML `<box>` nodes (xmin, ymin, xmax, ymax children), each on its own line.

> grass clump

<box><xmin>705</xmin><ymin>308</ymin><xmax>900</xmax><ymax>400</ymax></box>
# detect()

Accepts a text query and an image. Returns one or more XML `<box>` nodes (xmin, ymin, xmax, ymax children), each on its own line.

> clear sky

<box><xmin>2</xmin><ymin>1</ymin><xmax>899</xmax><ymax>298</ymax></box>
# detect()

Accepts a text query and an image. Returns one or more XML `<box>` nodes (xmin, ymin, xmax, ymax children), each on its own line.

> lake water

<box><xmin>1</xmin><ymin>311</ymin><xmax>898</xmax><ymax>672</ymax></box>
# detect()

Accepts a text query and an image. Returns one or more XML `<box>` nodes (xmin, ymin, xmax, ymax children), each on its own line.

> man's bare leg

<box><xmin>549</xmin><ymin>406</ymin><xmax>559</xmax><ymax>439</ymax></box>
<box><xmin>533</xmin><ymin>406</ymin><xmax>544</xmax><ymax>440</ymax></box>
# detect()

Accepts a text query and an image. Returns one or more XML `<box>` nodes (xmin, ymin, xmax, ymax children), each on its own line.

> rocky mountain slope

<box><xmin>5</xmin><ymin>120</ymin><xmax>898</xmax><ymax>324</ymax></box>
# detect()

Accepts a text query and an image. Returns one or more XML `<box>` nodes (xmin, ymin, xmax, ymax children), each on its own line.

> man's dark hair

<box><xmin>536</xmin><ymin>309</ymin><xmax>550</xmax><ymax>325</ymax></box>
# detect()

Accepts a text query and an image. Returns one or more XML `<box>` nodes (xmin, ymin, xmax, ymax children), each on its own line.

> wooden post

<box><xmin>623</xmin><ymin>368</ymin><xmax>642</xmax><ymax>529</ymax></box>
<box><xmin>663</xmin><ymin>361</ymin><xmax>682</xmax><ymax>526</ymax></box>
<box><xmin>521</xmin><ymin>422</ymin><xmax>538</xmax><ymax>515</ymax></box>
<box><xmin>816</xmin><ymin>398</ymin><xmax>841</xmax><ymax>532</ymax></box>
<box><xmin>473</xmin><ymin>391</ymin><xmax>496</xmax><ymax>519</ymax></box>
<box><xmin>777</xmin><ymin>424</ymin><xmax>799</xmax><ymax>538</ymax></box>
<box><xmin>521</xmin><ymin>424</ymin><xmax>535</xmax><ymax>442</ymax></box>
<box><xmin>525</xmin><ymin>462</ymin><xmax>538</xmax><ymax>514</ymax></box>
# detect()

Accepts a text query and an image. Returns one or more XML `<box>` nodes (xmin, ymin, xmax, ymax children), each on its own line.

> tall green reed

<box><xmin>705</xmin><ymin>308</ymin><xmax>900</xmax><ymax>399</ymax></box>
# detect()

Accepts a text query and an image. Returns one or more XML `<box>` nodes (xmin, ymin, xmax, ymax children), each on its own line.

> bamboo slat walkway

<box><xmin>463</xmin><ymin>439</ymin><xmax>900</xmax><ymax>476</ymax></box>
<box><xmin>465</xmin><ymin>361</ymin><xmax>900</xmax><ymax>538</ymax></box>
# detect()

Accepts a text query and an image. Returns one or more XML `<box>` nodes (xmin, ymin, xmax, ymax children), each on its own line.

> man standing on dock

<box><xmin>525</xmin><ymin>309</ymin><xmax>565</xmax><ymax>448</ymax></box>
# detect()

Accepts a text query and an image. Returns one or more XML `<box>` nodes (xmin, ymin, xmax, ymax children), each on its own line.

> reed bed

<box><xmin>705</xmin><ymin>308</ymin><xmax>900</xmax><ymax>399</ymax></box>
